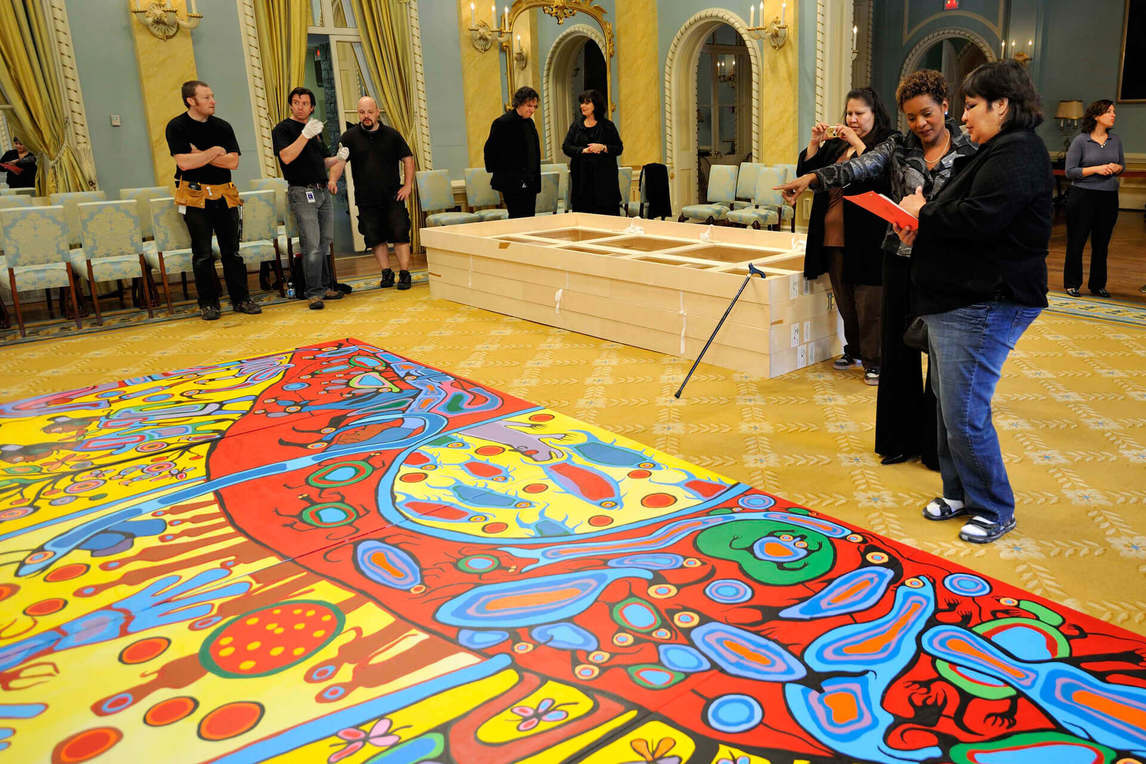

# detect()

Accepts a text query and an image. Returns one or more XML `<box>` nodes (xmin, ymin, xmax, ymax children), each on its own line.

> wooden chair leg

<box><xmin>66</xmin><ymin>263</ymin><xmax>82</xmax><ymax>330</ymax></box>
<box><xmin>273</xmin><ymin>241</ymin><xmax>286</xmax><ymax>297</ymax></box>
<box><xmin>158</xmin><ymin>254</ymin><xmax>174</xmax><ymax>316</ymax></box>
<box><xmin>116</xmin><ymin>278</ymin><xmax>126</xmax><ymax>308</ymax></box>
<box><xmin>86</xmin><ymin>262</ymin><xmax>103</xmax><ymax>326</ymax></box>
<box><xmin>139</xmin><ymin>255</ymin><xmax>154</xmax><ymax>318</ymax></box>
<box><xmin>9</xmin><ymin>268</ymin><xmax>24</xmax><ymax>338</ymax></box>
<box><xmin>46</xmin><ymin>288</ymin><xmax>55</xmax><ymax>319</ymax></box>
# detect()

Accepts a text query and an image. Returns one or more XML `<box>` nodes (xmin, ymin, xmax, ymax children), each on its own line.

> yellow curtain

<box><xmin>350</xmin><ymin>0</ymin><xmax>425</xmax><ymax>253</ymax></box>
<box><xmin>0</xmin><ymin>0</ymin><xmax>95</xmax><ymax>194</ymax></box>
<box><xmin>253</xmin><ymin>0</ymin><xmax>308</xmax><ymax>176</ymax></box>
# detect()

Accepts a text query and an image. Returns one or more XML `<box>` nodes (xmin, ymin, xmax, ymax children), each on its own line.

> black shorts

<box><xmin>357</xmin><ymin>202</ymin><xmax>411</xmax><ymax>247</ymax></box>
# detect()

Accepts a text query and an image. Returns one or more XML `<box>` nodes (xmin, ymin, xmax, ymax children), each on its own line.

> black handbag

<box><xmin>903</xmin><ymin>316</ymin><xmax>929</xmax><ymax>352</ymax></box>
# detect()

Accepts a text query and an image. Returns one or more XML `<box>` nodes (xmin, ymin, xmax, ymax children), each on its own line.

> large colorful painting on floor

<box><xmin>2</xmin><ymin>339</ymin><xmax>1144</xmax><ymax>764</ymax></box>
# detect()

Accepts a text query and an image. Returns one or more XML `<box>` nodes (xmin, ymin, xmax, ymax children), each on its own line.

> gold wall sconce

<box><xmin>746</xmin><ymin>1</ymin><xmax>788</xmax><ymax>50</ymax></box>
<box><xmin>1001</xmin><ymin>39</ymin><xmax>1034</xmax><ymax>65</ymax></box>
<box><xmin>130</xmin><ymin>0</ymin><xmax>202</xmax><ymax>40</ymax></box>
<box><xmin>513</xmin><ymin>34</ymin><xmax>529</xmax><ymax>70</ymax></box>
<box><xmin>468</xmin><ymin>2</ymin><xmax>510</xmax><ymax>52</ymax></box>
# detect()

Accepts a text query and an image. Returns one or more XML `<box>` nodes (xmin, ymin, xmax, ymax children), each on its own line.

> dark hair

<box><xmin>844</xmin><ymin>87</ymin><xmax>892</xmax><ymax>144</ymax></box>
<box><xmin>960</xmin><ymin>60</ymin><xmax>1042</xmax><ymax>130</ymax></box>
<box><xmin>288</xmin><ymin>87</ymin><xmax>316</xmax><ymax>109</ymax></box>
<box><xmin>577</xmin><ymin>89</ymin><xmax>606</xmax><ymax>120</ymax></box>
<box><xmin>181</xmin><ymin>80</ymin><xmax>209</xmax><ymax>108</ymax></box>
<box><xmin>1080</xmin><ymin>99</ymin><xmax>1114</xmax><ymax>134</ymax></box>
<box><xmin>512</xmin><ymin>86</ymin><xmax>540</xmax><ymax>108</ymax></box>
<box><xmin>895</xmin><ymin>69</ymin><xmax>949</xmax><ymax>110</ymax></box>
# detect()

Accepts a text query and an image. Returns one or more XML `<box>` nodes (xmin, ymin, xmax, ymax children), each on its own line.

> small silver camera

<box><xmin>824</xmin><ymin>126</ymin><xmax>840</xmax><ymax>139</ymax></box>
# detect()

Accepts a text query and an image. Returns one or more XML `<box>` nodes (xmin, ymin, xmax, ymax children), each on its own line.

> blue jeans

<box><xmin>288</xmin><ymin>185</ymin><xmax>334</xmax><ymax>299</ymax></box>
<box><xmin>923</xmin><ymin>301</ymin><xmax>1041</xmax><ymax>524</ymax></box>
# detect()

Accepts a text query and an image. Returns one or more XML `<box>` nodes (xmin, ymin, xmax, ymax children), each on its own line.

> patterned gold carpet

<box><xmin>3</xmin><ymin>282</ymin><xmax>1145</xmax><ymax>635</ymax></box>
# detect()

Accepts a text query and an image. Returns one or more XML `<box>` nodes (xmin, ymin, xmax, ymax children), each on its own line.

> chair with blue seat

<box><xmin>725</xmin><ymin>170</ymin><xmax>781</xmax><ymax>230</ymax></box>
<box><xmin>146</xmin><ymin>197</ymin><xmax>195</xmax><ymax>315</ymax></box>
<box><xmin>118</xmin><ymin>186</ymin><xmax>169</xmax><ymax>240</ymax></box>
<box><xmin>72</xmin><ymin>200</ymin><xmax>152</xmax><ymax>325</ymax></box>
<box><xmin>726</xmin><ymin>166</ymin><xmax>789</xmax><ymax>230</ymax></box>
<box><xmin>678</xmin><ymin>164</ymin><xmax>738</xmax><ymax>224</ymax></box>
<box><xmin>249</xmin><ymin>178</ymin><xmax>289</xmax><ymax>293</ymax></box>
<box><xmin>540</xmin><ymin>163</ymin><xmax>570</xmax><ymax>212</ymax></box>
<box><xmin>415</xmin><ymin>170</ymin><xmax>481</xmax><ymax>227</ymax></box>
<box><xmin>760</xmin><ymin>165</ymin><xmax>796</xmax><ymax>230</ymax></box>
<box><xmin>236</xmin><ymin>190</ymin><xmax>283</xmax><ymax>297</ymax></box>
<box><xmin>617</xmin><ymin>166</ymin><xmax>633</xmax><ymax>216</ymax></box>
<box><xmin>463</xmin><ymin>168</ymin><xmax>508</xmax><ymax>221</ymax></box>
<box><xmin>731</xmin><ymin>162</ymin><xmax>764</xmax><ymax>210</ymax></box>
<box><xmin>534</xmin><ymin>171</ymin><xmax>560</xmax><ymax>216</ymax></box>
<box><xmin>0</xmin><ymin>205</ymin><xmax>82</xmax><ymax>336</ymax></box>
<box><xmin>49</xmin><ymin>190</ymin><xmax>107</xmax><ymax>248</ymax></box>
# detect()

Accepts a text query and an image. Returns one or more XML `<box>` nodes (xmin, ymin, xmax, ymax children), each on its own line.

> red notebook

<box><xmin>844</xmin><ymin>191</ymin><xmax>918</xmax><ymax>230</ymax></box>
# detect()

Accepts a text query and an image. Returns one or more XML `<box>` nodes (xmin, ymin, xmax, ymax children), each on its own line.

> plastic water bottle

<box><xmin>286</xmin><ymin>282</ymin><xmax>295</xmax><ymax>299</ymax></box>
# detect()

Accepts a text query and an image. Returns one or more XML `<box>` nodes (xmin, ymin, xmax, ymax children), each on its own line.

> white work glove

<box><xmin>336</xmin><ymin>144</ymin><xmax>350</xmax><ymax>161</ymax></box>
<box><xmin>301</xmin><ymin>119</ymin><xmax>324</xmax><ymax>139</ymax></box>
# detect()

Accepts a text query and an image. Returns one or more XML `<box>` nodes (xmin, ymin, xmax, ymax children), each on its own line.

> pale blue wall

<box><xmin>66</xmin><ymin>0</ymin><xmax>152</xmax><ymax>193</ymax></box>
<box><xmin>870</xmin><ymin>0</ymin><xmax>1144</xmax><ymax>154</ymax></box>
<box><xmin>190</xmin><ymin>0</ymin><xmax>260</xmax><ymax>187</ymax></box>
<box><xmin>419</xmin><ymin>0</ymin><xmax>468</xmax><ymax>179</ymax></box>
<box><xmin>66</xmin><ymin>0</ymin><xmax>259</xmax><ymax>192</ymax></box>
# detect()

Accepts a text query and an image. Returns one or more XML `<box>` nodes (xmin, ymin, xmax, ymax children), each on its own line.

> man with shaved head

<box><xmin>329</xmin><ymin>96</ymin><xmax>415</xmax><ymax>290</ymax></box>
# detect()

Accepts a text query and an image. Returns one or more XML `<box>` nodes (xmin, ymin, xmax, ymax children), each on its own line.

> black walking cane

<box><xmin>674</xmin><ymin>262</ymin><xmax>767</xmax><ymax>399</ymax></box>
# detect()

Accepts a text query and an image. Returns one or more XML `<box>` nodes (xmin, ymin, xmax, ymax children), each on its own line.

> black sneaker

<box><xmin>201</xmin><ymin>305</ymin><xmax>221</xmax><ymax>321</ymax></box>
<box><xmin>1065</xmin><ymin>287</ymin><xmax>1081</xmax><ymax>297</ymax></box>
<box><xmin>321</xmin><ymin>289</ymin><xmax>343</xmax><ymax>301</ymax></box>
<box><xmin>397</xmin><ymin>270</ymin><xmax>412</xmax><ymax>290</ymax></box>
<box><xmin>379</xmin><ymin>268</ymin><xmax>395</xmax><ymax>288</ymax></box>
<box><xmin>833</xmin><ymin>353</ymin><xmax>860</xmax><ymax>370</ymax></box>
<box><xmin>308</xmin><ymin>298</ymin><xmax>324</xmax><ymax>310</ymax></box>
<box><xmin>233</xmin><ymin>299</ymin><xmax>262</xmax><ymax>315</ymax></box>
<box><xmin>1090</xmin><ymin>288</ymin><xmax>1111</xmax><ymax>298</ymax></box>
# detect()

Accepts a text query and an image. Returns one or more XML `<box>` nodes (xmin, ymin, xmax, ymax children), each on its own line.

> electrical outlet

<box><xmin>110</xmin><ymin>114</ymin><xmax>121</xmax><ymax>127</ymax></box>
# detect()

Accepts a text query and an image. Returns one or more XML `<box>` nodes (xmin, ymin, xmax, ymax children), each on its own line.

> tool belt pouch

<box><xmin>217</xmin><ymin>183</ymin><xmax>241</xmax><ymax>208</ymax></box>
<box><xmin>173</xmin><ymin>180</ymin><xmax>206</xmax><ymax>208</ymax></box>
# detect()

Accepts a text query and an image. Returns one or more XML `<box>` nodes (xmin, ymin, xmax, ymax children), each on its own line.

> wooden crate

<box><xmin>421</xmin><ymin>213</ymin><xmax>840</xmax><ymax>378</ymax></box>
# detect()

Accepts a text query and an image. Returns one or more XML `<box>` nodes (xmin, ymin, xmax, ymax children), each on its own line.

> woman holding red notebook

<box><xmin>778</xmin><ymin>70</ymin><xmax>976</xmax><ymax>472</ymax></box>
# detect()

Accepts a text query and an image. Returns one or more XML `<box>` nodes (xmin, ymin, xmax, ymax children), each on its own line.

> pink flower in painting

<box><xmin>328</xmin><ymin>717</ymin><xmax>402</xmax><ymax>763</ymax></box>
<box><xmin>510</xmin><ymin>697</ymin><xmax>571</xmax><ymax>731</ymax></box>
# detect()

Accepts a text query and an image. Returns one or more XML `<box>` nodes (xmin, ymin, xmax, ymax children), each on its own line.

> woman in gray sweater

<box><xmin>1063</xmin><ymin>99</ymin><xmax>1123</xmax><ymax>298</ymax></box>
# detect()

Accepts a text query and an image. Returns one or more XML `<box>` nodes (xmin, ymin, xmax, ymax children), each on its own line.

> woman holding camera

<box><xmin>797</xmin><ymin>87</ymin><xmax>894</xmax><ymax>386</ymax></box>
<box><xmin>894</xmin><ymin>61</ymin><xmax>1052</xmax><ymax>543</ymax></box>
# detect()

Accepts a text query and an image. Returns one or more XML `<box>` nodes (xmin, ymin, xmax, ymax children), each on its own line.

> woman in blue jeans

<box><xmin>894</xmin><ymin>61</ymin><xmax>1053</xmax><ymax>543</ymax></box>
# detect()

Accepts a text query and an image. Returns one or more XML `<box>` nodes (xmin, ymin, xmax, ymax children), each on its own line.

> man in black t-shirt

<box><xmin>329</xmin><ymin>96</ymin><xmax>415</xmax><ymax>290</ymax></box>
<box><xmin>271</xmin><ymin>87</ymin><xmax>345</xmax><ymax>310</ymax></box>
<box><xmin>164</xmin><ymin>79</ymin><xmax>261</xmax><ymax>321</ymax></box>
<box><xmin>0</xmin><ymin>137</ymin><xmax>37</xmax><ymax>189</ymax></box>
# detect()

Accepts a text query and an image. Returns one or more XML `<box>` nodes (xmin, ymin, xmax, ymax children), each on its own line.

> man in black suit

<box><xmin>483</xmin><ymin>86</ymin><xmax>541</xmax><ymax>218</ymax></box>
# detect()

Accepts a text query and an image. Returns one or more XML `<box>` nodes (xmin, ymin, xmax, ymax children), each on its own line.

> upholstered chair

<box><xmin>415</xmin><ymin>170</ymin><xmax>480</xmax><ymax>227</ymax></box>
<box><xmin>118</xmin><ymin>186</ymin><xmax>169</xmax><ymax>240</ymax></box>
<box><xmin>71</xmin><ymin>199</ymin><xmax>152</xmax><ymax>324</ymax></box>
<box><xmin>463</xmin><ymin>168</ymin><xmax>509</xmax><ymax>221</ymax></box>
<box><xmin>678</xmin><ymin>164</ymin><xmax>738</xmax><ymax>224</ymax></box>
<box><xmin>145</xmin><ymin>197</ymin><xmax>195</xmax><ymax>315</ymax></box>
<box><xmin>0</xmin><ymin>205</ymin><xmax>82</xmax><ymax>336</ymax></box>
<box><xmin>48</xmin><ymin>190</ymin><xmax>107</xmax><ymax>248</ymax></box>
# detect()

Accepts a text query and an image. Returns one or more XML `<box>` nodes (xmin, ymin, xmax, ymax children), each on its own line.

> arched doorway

<box><xmin>695</xmin><ymin>25</ymin><xmax>751</xmax><ymax>203</ymax></box>
<box><xmin>544</xmin><ymin>24</ymin><xmax>608</xmax><ymax>161</ymax></box>
<box><xmin>900</xmin><ymin>29</ymin><xmax>995</xmax><ymax>126</ymax></box>
<box><xmin>665</xmin><ymin>10</ymin><xmax>759</xmax><ymax>213</ymax></box>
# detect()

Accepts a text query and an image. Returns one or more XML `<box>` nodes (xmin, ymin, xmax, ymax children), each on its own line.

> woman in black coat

<box><xmin>562</xmin><ymin>89</ymin><xmax>623</xmax><ymax>214</ymax></box>
<box><xmin>798</xmin><ymin>87</ymin><xmax>894</xmax><ymax>384</ymax></box>
<box><xmin>895</xmin><ymin>61</ymin><xmax>1052</xmax><ymax>544</ymax></box>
